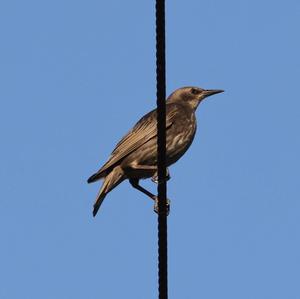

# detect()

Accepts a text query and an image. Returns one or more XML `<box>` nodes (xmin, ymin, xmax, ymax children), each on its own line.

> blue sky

<box><xmin>1</xmin><ymin>1</ymin><xmax>300</xmax><ymax>298</ymax></box>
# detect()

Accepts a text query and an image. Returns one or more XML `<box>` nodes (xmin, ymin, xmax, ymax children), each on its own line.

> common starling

<box><xmin>88</xmin><ymin>86</ymin><xmax>223</xmax><ymax>216</ymax></box>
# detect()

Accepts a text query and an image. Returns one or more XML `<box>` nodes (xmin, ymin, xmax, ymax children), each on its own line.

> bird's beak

<box><xmin>203</xmin><ymin>89</ymin><xmax>224</xmax><ymax>98</ymax></box>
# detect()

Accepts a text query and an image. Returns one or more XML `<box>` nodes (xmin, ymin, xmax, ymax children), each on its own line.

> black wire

<box><xmin>155</xmin><ymin>0</ymin><xmax>168</xmax><ymax>298</ymax></box>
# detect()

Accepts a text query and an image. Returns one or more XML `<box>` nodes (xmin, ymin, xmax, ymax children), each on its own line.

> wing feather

<box><xmin>92</xmin><ymin>104</ymin><xmax>178</xmax><ymax>177</ymax></box>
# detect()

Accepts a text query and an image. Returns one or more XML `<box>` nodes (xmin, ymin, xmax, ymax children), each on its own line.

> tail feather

<box><xmin>92</xmin><ymin>166</ymin><xmax>125</xmax><ymax>217</ymax></box>
<box><xmin>87</xmin><ymin>171</ymin><xmax>105</xmax><ymax>184</ymax></box>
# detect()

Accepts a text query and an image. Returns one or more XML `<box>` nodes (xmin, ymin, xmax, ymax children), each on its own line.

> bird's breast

<box><xmin>166</xmin><ymin>112</ymin><xmax>197</xmax><ymax>166</ymax></box>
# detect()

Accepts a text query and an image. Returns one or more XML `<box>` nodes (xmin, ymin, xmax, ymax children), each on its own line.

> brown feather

<box><xmin>88</xmin><ymin>105</ymin><xmax>177</xmax><ymax>182</ymax></box>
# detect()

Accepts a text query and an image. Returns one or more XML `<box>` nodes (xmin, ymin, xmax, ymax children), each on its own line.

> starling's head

<box><xmin>167</xmin><ymin>86</ymin><xmax>224</xmax><ymax>110</ymax></box>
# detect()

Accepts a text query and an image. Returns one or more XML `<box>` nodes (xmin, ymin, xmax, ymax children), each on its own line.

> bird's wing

<box><xmin>97</xmin><ymin>105</ymin><xmax>177</xmax><ymax>175</ymax></box>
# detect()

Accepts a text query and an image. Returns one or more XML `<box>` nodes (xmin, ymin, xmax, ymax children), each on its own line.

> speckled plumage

<box><xmin>88</xmin><ymin>86</ymin><xmax>223</xmax><ymax>216</ymax></box>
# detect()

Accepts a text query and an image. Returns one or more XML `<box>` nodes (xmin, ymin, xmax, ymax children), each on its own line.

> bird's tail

<box><xmin>87</xmin><ymin>170</ymin><xmax>106</xmax><ymax>184</ymax></box>
<box><xmin>92</xmin><ymin>166</ymin><xmax>125</xmax><ymax>217</ymax></box>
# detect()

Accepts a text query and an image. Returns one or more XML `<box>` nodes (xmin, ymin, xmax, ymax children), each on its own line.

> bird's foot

<box><xmin>151</xmin><ymin>171</ymin><xmax>170</xmax><ymax>184</ymax></box>
<box><xmin>154</xmin><ymin>197</ymin><xmax>171</xmax><ymax>216</ymax></box>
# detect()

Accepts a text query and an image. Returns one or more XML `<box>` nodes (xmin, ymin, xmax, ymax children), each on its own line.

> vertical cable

<box><xmin>155</xmin><ymin>0</ymin><xmax>168</xmax><ymax>298</ymax></box>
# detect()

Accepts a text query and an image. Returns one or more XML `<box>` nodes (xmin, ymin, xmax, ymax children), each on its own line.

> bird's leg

<box><xmin>129</xmin><ymin>178</ymin><xmax>156</xmax><ymax>201</ymax></box>
<box><xmin>151</xmin><ymin>168</ymin><xmax>170</xmax><ymax>184</ymax></box>
<box><xmin>129</xmin><ymin>178</ymin><xmax>170</xmax><ymax>215</ymax></box>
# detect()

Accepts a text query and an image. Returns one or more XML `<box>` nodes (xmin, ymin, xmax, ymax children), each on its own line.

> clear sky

<box><xmin>1</xmin><ymin>1</ymin><xmax>300</xmax><ymax>298</ymax></box>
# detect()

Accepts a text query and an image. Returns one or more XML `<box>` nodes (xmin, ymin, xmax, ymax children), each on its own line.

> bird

<box><xmin>87</xmin><ymin>86</ymin><xmax>224</xmax><ymax>216</ymax></box>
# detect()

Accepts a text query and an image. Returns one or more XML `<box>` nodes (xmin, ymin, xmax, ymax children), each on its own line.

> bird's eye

<box><xmin>191</xmin><ymin>88</ymin><xmax>199</xmax><ymax>95</ymax></box>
